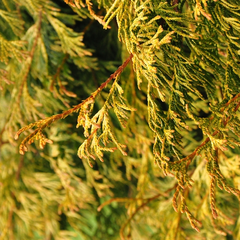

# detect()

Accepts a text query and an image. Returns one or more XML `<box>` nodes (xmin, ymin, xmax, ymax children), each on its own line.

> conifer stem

<box><xmin>15</xmin><ymin>53</ymin><xmax>133</xmax><ymax>152</ymax></box>
<box><xmin>17</xmin><ymin>10</ymin><xmax>42</xmax><ymax>104</ymax></box>
<box><xmin>28</xmin><ymin>53</ymin><xmax>132</xmax><ymax>124</ymax></box>
<box><xmin>50</xmin><ymin>54</ymin><xmax>69</xmax><ymax>91</ymax></box>
<box><xmin>119</xmin><ymin>184</ymin><xmax>177</xmax><ymax>240</ymax></box>
<box><xmin>0</xmin><ymin>11</ymin><xmax>42</xmax><ymax>145</ymax></box>
<box><xmin>15</xmin><ymin>156</ymin><xmax>24</xmax><ymax>180</ymax></box>
<box><xmin>174</xmin><ymin>93</ymin><xmax>240</xmax><ymax>166</ymax></box>
<box><xmin>119</xmin><ymin>193</ymin><xmax>162</xmax><ymax>240</ymax></box>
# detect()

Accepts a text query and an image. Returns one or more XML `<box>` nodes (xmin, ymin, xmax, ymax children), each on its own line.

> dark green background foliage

<box><xmin>0</xmin><ymin>0</ymin><xmax>240</xmax><ymax>239</ymax></box>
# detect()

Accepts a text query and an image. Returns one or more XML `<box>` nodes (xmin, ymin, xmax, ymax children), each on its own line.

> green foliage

<box><xmin>1</xmin><ymin>0</ymin><xmax>240</xmax><ymax>239</ymax></box>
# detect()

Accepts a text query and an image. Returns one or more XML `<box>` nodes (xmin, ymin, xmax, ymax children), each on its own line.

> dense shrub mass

<box><xmin>0</xmin><ymin>0</ymin><xmax>240</xmax><ymax>239</ymax></box>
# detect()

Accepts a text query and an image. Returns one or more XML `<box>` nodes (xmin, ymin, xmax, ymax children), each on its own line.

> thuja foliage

<box><xmin>1</xmin><ymin>0</ymin><xmax>240</xmax><ymax>239</ymax></box>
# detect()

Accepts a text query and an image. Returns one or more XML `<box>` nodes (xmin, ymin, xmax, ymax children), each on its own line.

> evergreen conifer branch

<box><xmin>167</xmin><ymin>93</ymin><xmax>240</xmax><ymax>230</ymax></box>
<box><xmin>0</xmin><ymin>11</ymin><xmax>43</xmax><ymax>146</ymax></box>
<box><xmin>48</xmin><ymin>53</ymin><xmax>78</xmax><ymax>107</ymax></box>
<box><xmin>210</xmin><ymin>176</ymin><xmax>218</xmax><ymax>219</ymax></box>
<box><xmin>17</xmin><ymin>11</ymin><xmax>42</xmax><ymax>104</ymax></box>
<box><xmin>119</xmin><ymin>193</ymin><xmax>163</xmax><ymax>240</ymax></box>
<box><xmin>179</xmin><ymin>93</ymin><xmax>240</xmax><ymax>166</ymax></box>
<box><xmin>77</xmin><ymin>75</ymin><xmax>137</xmax><ymax>166</ymax></box>
<box><xmin>1</xmin><ymin>0</ymin><xmax>240</xmax><ymax>238</ymax></box>
<box><xmin>119</xmin><ymin>185</ymin><xmax>177</xmax><ymax>240</ymax></box>
<box><xmin>64</xmin><ymin>0</ymin><xmax>110</xmax><ymax>28</ymax></box>
<box><xmin>50</xmin><ymin>54</ymin><xmax>69</xmax><ymax>91</ymax></box>
<box><xmin>0</xmin><ymin>34</ymin><xmax>27</xmax><ymax>63</ymax></box>
<box><xmin>0</xmin><ymin>68</ymin><xmax>12</xmax><ymax>90</ymax></box>
<box><xmin>15</xmin><ymin>53</ymin><xmax>133</xmax><ymax>155</ymax></box>
<box><xmin>0</xmin><ymin>9</ymin><xmax>24</xmax><ymax>36</ymax></box>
